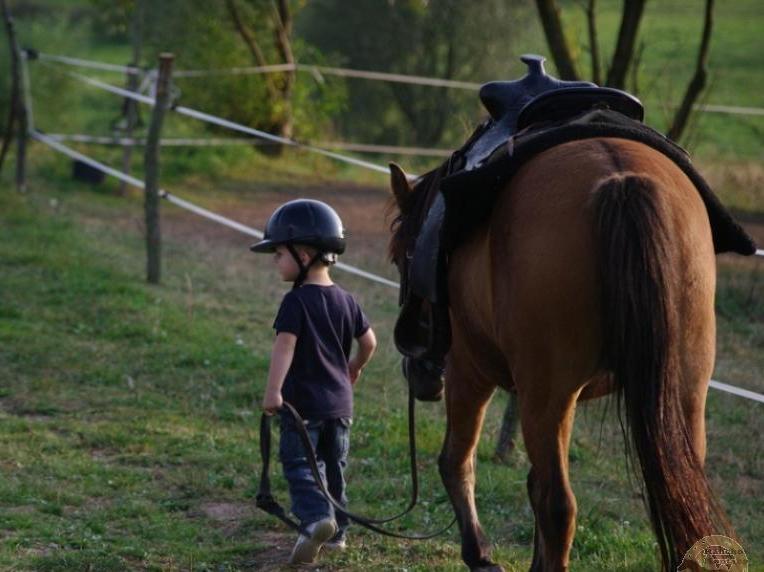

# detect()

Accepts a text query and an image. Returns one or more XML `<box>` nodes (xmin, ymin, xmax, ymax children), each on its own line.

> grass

<box><xmin>0</xmin><ymin>2</ymin><xmax>762</xmax><ymax>569</ymax></box>
<box><xmin>0</xmin><ymin>147</ymin><xmax>762</xmax><ymax>570</ymax></box>
<box><xmin>551</xmin><ymin>0</ymin><xmax>764</xmax><ymax>160</ymax></box>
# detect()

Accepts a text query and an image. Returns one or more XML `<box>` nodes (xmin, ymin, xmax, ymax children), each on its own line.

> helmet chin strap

<box><xmin>286</xmin><ymin>244</ymin><xmax>325</xmax><ymax>289</ymax></box>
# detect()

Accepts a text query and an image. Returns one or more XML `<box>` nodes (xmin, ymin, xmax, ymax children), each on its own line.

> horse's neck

<box><xmin>449</xmin><ymin>227</ymin><xmax>494</xmax><ymax>336</ymax></box>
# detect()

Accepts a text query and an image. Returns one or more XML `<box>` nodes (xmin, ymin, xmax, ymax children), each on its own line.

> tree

<box><xmin>117</xmin><ymin>0</ymin><xmax>345</xmax><ymax>143</ymax></box>
<box><xmin>534</xmin><ymin>0</ymin><xmax>714</xmax><ymax>142</ymax></box>
<box><xmin>299</xmin><ymin>0</ymin><xmax>537</xmax><ymax>147</ymax></box>
<box><xmin>225</xmin><ymin>0</ymin><xmax>296</xmax><ymax>139</ymax></box>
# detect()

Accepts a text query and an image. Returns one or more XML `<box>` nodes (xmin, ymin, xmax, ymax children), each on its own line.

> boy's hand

<box><xmin>348</xmin><ymin>359</ymin><xmax>362</xmax><ymax>385</ymax></box>
<box><xmin>349</xmin><ymin>329</ymin><xmax>376</xmax><ymax>386</ymax></box>
<box><xmin>262</xmin><ymin>391</ymin><xmax>284</xmax><ymax>415</ymax></box>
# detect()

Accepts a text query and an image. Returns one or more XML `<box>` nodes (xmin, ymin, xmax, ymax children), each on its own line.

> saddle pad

<box><xmin>440</xmin><ymin>108</ymin><xmax>757</xmax><ymax>256</ymax></box>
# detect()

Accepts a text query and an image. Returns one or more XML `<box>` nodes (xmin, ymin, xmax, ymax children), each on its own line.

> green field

<box><xmin>0</xmin><ymin>153</ymin><xmax>762</xmax><ymax>570</ymax></box>
<box><xmin>1</xmin><ymin>1</ymin><xmax>763</xmax><ymax>570</ymax></box>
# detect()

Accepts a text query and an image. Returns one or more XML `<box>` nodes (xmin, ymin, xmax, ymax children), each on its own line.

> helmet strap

<box><xmin>286</xmin><ymin>244</ymin><xmax>325</xmax><ymax>289</ymax></box>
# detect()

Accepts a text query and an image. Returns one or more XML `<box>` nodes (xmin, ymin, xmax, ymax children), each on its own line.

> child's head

<box><xmin>250</xmin><ymin>199</ymin><xmax>345</xmax><ymax>286</ymax></box>
<box><xmin>272</xmin><ymin>243</ymin><xmax>329</xmax><ymax>282</ymax></box>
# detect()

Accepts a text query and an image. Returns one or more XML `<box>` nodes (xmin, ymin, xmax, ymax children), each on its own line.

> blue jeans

<box><xmin>279</xmin><ymin>414</ymin><xmax>351</xmax><ymax>534</ymax></box>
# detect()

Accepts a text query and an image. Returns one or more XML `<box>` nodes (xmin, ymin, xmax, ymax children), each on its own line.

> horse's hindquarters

<box><xmin>445</xmin><ymin>137</ymin><xmax>721</xmax><ymax>570</ymax></box>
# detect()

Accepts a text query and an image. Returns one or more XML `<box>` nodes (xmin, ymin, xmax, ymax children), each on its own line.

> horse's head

<box><xmin>388</xmin><ymin>163</ymin><xmax>448</xmax><ymax>402</ymax></box>
<box><xmin>387</xmin><ymin>162</ymin><xmax>446</xmax><ymax>293</ymax></box>
<box><xmin>388</xmin><ymin>163</ymin><xmax>423</xmax><ymax>281</ymax></box>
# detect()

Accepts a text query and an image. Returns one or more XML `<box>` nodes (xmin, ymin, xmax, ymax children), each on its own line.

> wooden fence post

<box><xmin>0</xmin><ymin>0</ymin><xmax>27</xmax><ymax>192</ymax></box>
<box><xmin>15</xmin><ymin>55</ymin><xmax>27</xmax><ymax>194</ymax></box>
<box><xmin>0</xmin><ymin>0</ymin><xmax>17</xmax><ymax>176</ymax></box>
<box><xmin>143</xmin><ymin>53</ymin><xmax>173</xmax><ymax>284</ymax></box>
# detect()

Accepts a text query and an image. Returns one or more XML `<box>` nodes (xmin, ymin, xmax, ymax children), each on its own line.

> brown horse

<box><xmin>388</xmin><ymin>137</ymin><xmax>734</xmax><ymax>571</ymax></box>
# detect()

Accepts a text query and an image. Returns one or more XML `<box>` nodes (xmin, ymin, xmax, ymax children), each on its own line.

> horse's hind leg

<box><xmin>518</xmin><ymin>385</ymin><xmax>579</xmax><ymax>572</ymax></box>
<box><xmin>440</xmin><ymin>356</ymin><xmax>503</xmax><ymax>572</ymax></box>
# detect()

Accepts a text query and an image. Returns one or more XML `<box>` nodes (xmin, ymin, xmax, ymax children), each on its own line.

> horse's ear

<box><xmin>389</xmin><ymin>162</ymin><xmax>413</xmax><ymax>210</ymax></box>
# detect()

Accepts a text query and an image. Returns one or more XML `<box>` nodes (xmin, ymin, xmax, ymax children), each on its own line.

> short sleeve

<box><xmin>273</xmin><ymin>292</ymin><xmax>303</xmax><ymax>336</ymax></box>
<box><xmin>353</xmin><ymin>298</ymin><xmax>370</xmax><ymax>338</ymax></box>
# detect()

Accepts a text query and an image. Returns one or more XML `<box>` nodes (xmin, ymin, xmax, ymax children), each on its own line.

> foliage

<box><xmin>131</xmin><ymin>0</ymin><xmax>344</xmax><ymax>141</ymax></box>
<box><xmin>297</xmin><ymin>0</ymin><xmax>539</xmax><ymax>147</ymax></box>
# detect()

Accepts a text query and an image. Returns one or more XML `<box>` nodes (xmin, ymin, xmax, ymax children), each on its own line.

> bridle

<box><xmin>392</xmin><ymin>174</ymin><xmax>450</xmax><ymax>392</ymax></box>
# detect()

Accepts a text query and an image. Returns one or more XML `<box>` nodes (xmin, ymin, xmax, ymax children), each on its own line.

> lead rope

<box><xmin>256</xmin><ymin>391</ymin><xmax>456</xmax><ymax>539</ymax></box>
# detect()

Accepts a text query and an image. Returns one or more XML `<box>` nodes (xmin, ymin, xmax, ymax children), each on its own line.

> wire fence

<box><xmin>22</xmin><ymin>51</ymin><xmax>764</xmax><ymax>403</ymax></box>
<box><xmin>37</xmin><ymin>51</ymin><xmax>764</xmax><ymax>116</ymax></box>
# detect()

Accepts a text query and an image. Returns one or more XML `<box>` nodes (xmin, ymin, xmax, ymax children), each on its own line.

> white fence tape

<box><xmin>30</xmin><ymin>131</ymin><xmax>764</xmax><ymax>404</ymax></box>
<box><xmin>25</xmin><ymin>52</ymin><xmax>764</xmax><ymax>403</ymax></box>
<box><xmin>31</xmin><ymin>130</ymin><xmax>400</xmax><ymax>289</ymax></box>
<box><xmin>173</xmin><ymin>105</ymin><xmax>392</xmax><ymax>174</ymax></box>
<box><xmin>43</xmin><ymin>133</ymin><xmax>453</xmax><ymax>157</ymax></box>
<box><xmin>709</xmin><ymin>380</ymin><xmax>764</xmax><ymax>404</ymax></box>
<box><xmin>35</xmin><ymin>51</ymin><xmax>764</xmax><ymax>116</ymax></box>
<box><xmin>38</xmin><ymin>52</ymin><xmax>141</xmax><ymax>75</ymax></box>
<box><xmin>55</xmin><ymin>69</ymin><xmax>395</xmax><ymax>175</ymax></box>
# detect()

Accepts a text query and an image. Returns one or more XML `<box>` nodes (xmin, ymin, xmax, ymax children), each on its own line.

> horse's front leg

<box><xmin>439</xmin><ymin>357</ymin><xmax>504</xmax><ymax>572</ymax></box>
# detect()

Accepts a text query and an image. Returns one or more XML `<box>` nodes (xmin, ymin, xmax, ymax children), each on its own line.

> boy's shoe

<box><xmin>323</xmin><ymin>531</ymin><xmax>347</xmax><ymax>551</ymax></box>
<box><xmin>288</xmin><ymin>518</ymin><xmax>337</xmax><ymax>564</ymax></box>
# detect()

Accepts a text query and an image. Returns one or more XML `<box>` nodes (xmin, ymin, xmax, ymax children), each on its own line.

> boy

<box><xmin>251</xmin><ymin>199</ymin><xmax>377</xmax><ymax>565</ymax></box>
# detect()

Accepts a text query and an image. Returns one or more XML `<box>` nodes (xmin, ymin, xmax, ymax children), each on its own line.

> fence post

<box><xmin>143</xmin><ymin>53</ymin><xmax>173</xmax><ymax>284</ymax></box>
<box><xmin>15</xmin><ymin>51</ymin><xmax>28</xmax><ymax>194</ymax></box>
<box><xmin>0</xmin><ymin>0</ymin><xmax>27</xmax><ymax>192</ymax></box>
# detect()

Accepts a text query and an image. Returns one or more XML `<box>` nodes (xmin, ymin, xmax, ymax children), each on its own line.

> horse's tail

<box><xmin>593</xmin><ymin>174</ymin><xmax>731</xmax><ymax>570</ymax></box>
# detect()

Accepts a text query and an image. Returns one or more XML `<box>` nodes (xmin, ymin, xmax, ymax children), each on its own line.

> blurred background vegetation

<box><xmin>1</xmin><ymin>0</ymin><xmax>762</xmax><ymax>163</ymax></box>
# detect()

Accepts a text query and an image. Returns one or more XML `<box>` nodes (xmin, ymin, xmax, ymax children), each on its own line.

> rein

<box><xmin>256</xmin><ymin>393</ymin><xmax>456</xmax><ymax>539</ymax></box>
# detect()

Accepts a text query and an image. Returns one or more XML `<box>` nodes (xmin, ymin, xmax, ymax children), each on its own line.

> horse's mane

<box><xmin>387</xmin><ymin>160</ymin><xmax>451</xmax><ymax>263</ymax></box>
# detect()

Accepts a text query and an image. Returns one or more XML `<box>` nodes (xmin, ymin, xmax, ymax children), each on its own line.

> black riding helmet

<box><xmin>250</xmin><ymin>199</ymin><xmax>346</xmax><ymax>255</ymax></box>
<box><xmin>251</xmin><ymin>199</ymin><xmax>346</xmax><ymax>288</ymax></box>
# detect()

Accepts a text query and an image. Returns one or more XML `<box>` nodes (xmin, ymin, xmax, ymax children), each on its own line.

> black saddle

<box><xmin>461</xmin><ymin>54</ymin><xmax>599</xmax><ymax>171</ymax></box>
<box><xmin>407</xmin><ymin>55</ymin><xmax>643</xmax><ymax>306</ymax></box>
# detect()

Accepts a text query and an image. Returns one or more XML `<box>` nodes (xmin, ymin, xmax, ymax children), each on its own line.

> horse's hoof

<box><xmin>472</xmin><ymin>565</ymin><xmax>505</xmax><ymax>572</ymax></box>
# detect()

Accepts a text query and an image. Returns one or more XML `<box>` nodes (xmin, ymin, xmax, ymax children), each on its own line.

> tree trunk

<box><xmin>605</xmin><ymin>0</ymin><xmax>646</xmax><ymax>88</ymax></box>
<box><xmin>667</xmin><ymin>0</ymin><xmax>714</xmax><ymax>142</ymax></box>
<box><xmin>585</xmin><ymin>0</ymin><xmax>601</xmax><ymax>84</ymax></box>
<box><xmin>225</xmin><ymin>0</ymin><xmax>279</xmax><ymax>101</ymax></box>
<box><xmin>226</xmin><ymin>0</ymin><xmax>295</xmax><ymax>141</ymax></box>
<box><xmin>0</xmin><ymin>0</ymin><xmax>21</xmax><ymax>181</ymax></box>
<box><xmin>270</xmin><ymin>0</ymin><xmax>295</xmax><ymax>139</ymax></box>
<box><xmin>534</xmin><ymin>0</ymin><xmax>580</xmax><ymax>80</ymax></box>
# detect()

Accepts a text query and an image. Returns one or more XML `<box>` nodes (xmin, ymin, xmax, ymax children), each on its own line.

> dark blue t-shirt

<box><xmin>273</xmin><ymin>284</ymin><xmax>370</xmax><ymax>419</ymax></box>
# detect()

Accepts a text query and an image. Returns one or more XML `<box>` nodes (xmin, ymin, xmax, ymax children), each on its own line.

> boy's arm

<box><xmin>348</xmin><ymin>328</ymin><xmax>377</xmax><ymax>385</ymax></box>
<box><xmin>262</xmin><ymin>332</ymin><xmax>297</xmax><ymax>415</ymax></box>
